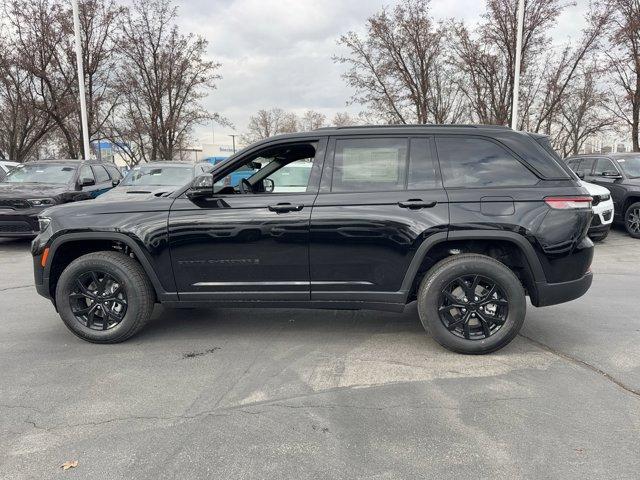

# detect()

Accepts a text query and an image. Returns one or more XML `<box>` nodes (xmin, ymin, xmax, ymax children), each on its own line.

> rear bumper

<box><xmin>531</xmin><ymin>272</ymin><xmax>593</xmax><ymax>307</ymax></box>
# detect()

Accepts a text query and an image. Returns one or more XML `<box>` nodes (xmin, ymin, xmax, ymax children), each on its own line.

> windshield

<box><xmin>616</xmin><ymin>156</ymin><xmax>640</xmax><ymax>178</ymax></box>
<box><xmin>120</xmin><ymin>165</ymin><xmax>193</xmax><ymax>186</ymax></box>
<box><xmin>3</xmin><ymin>164</ymin><xmax>76</xmax><ymax>184</ymax></box>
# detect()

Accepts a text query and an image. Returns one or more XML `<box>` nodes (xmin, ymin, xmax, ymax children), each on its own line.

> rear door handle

<box><xmin>268</xmin><ymin>203</ymin><xmax>304</xmax><ymax>213</ymax></box>
<box><xmin>398</xmin><ymin>199</ymin><xmax>437</xmax><ymax>209</ymax></box>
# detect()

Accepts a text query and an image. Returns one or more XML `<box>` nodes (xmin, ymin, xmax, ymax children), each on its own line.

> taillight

<box><xmin>544</xmin><ymin>196</ymin><xmax>592</xmax><ymax>210</ymax></box>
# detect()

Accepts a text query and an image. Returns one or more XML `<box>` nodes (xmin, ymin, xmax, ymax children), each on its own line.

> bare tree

<box><xmin>241</xmin><ymin>108</ymin><xmax>298</xmax><ymax>144</ymax></box>
<box><xmin>604</xmin><ymin>0</ymin><xmax>640</xmax><ymax>151</ymax></box>
<box><xmin>334</xmin><ymin>0</ymin><xmax>465</xmax><ymax>124</ymax></box>
<box><xmin>552</xmin><ymin>64</ymin><xmax>616</xmax><ymax>156</ymax></box>
<box><xmin>0</xmin><ymin>37</ymin><xmax>54</xmax><ymax>161</ymax></box>
<box><xmin>108</xmin><ymin>0</ymin><xmax>223</xmax><ymax>164</ymax></box>
<box><xmin>299</xmin><ymin>110</ymin><xmax>326</xmax><ymax>131</ymax></box>
<box><xmin>332</xmin><ymin>111</ymin><xmax>358</xmax><ymax>127</ymax></box>
<box><xmin>6</xmin><ymin>0</ymin><xmax>122</xmax><ymax>159</ymax></box>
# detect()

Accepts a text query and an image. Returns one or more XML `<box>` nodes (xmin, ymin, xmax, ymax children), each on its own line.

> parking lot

<box><xmin>1</xmin><ymin>229</ymin><xmax>639</xmax><ymax>479</ymax></box>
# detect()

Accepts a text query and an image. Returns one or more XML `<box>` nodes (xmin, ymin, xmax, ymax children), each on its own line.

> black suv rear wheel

<box><xmin>625</xmin><ymin>201</ymin><xmax>640</xmax><ymax>238</ymax></box>
<box><xmin>55</xmin><ymin>251</ymin><xmax>155</xmax><ymax>343</ymax></box>
<box><xmin>417</xmin><ymin>254</ymin><xmax>526</xmax><ymax>354</ymax></box>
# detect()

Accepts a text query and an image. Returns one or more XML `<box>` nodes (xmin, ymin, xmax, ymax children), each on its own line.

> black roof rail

<box><xmin>314</xmin><ymin>124</ymin><xmax>512</xmax><ymax>131</ymax></box>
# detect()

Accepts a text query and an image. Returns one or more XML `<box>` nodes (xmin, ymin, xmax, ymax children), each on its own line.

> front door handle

<box><xmin>268</xmin><ymin>203</ymin><xmax>304</xmax><ymax>213</ymax></box>
<box><xmin>398</xmin><ymin>199</ymin><xmax>437</xmax><ymax>209</ymax></box>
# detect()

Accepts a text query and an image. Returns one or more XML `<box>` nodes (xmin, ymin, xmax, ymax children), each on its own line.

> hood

<box><xmin>0</xmin><ymin>182</ymin><xmax>70</xmax><ymax>199</ymax></box>
<box><xmin>98</xmin><ymin>185</ymin><xmax>176</xmax><ymax>201</ymax></box>
<box><xmin>579</xmin><ymin>180</ymin><xmax>611</xmax><ymax>196</ymax></box>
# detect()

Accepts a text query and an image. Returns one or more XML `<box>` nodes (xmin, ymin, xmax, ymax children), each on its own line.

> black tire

<box><xmin>417</xmin><ymin>254</ymin><xmax>526</xmax><ymax>355</ymax></box>
<box><xmin>589</xmin><ymin>230</ymin><xmax>609</xmax><ymax>242</ymax></box>
<box><xmin>55</xmin><ymin>251</ymin><xmax>155</xmax><ymax>343</ymax></box>
<box><xmin>624</xmin><ymin>202</ymin><xmax>640</xmax><ymax>239</ymax></box>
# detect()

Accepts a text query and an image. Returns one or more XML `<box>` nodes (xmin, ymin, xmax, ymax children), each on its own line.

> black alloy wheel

<box><xmin>626</xmin><ymin>203</ymin><xmax>640</xmax><ymax>237</ymax></box>
<box><xmin>438</xmin><ymin>274</ymin><xmax>508</xmax><ymax>340</ymax></box>
<box><xmin>69</xmin><ymin>270</ymin><xmax>128</xmax><ymax>330</ymax></box>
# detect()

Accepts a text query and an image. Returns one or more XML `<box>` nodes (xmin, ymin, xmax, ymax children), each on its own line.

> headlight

<box><xmin>28</xmin><ymin>198</ymin><xmax>56</xmax><ymax>207</ymax></box>
<box><xmin>601</xmin><ymin>193</ymin><xmax>611</xmax><ymax>202</ymax></box>
<box><xmin>38</xmin><ymin>217</ymin><xmax>51</xmax><ymax>232</ymax></box>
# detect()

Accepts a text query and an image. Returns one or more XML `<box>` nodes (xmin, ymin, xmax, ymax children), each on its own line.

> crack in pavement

<box><xmin>519</xmin><ymin>333</ymin><xmax>640</xmax><ymax>399</ymax></box>
<box><xmin>0</xmin><ymin>284</ymin><xmax>32</xmax><ymax>292</ymax></box>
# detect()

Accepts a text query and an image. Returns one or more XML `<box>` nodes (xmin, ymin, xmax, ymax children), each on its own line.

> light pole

<box><xmin>511</xmin><ymin>0</ymin><xmax>525</xmax><ymax>131</ymax></box>
<box><xmin>229</xmin><ymin>134</ymin><xmax>237</xmax><ymax>153</ymax></box>
<box><xmin>71</xmin><ymin>0</ymin><xmax>91</xmax><ymax>159</ymax></box>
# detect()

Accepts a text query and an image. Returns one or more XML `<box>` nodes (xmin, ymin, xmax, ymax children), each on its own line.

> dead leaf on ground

<box><xmin>61</xmin><ymin>460</ymin><xmax>78</xmax><ymax>471</ymax></box>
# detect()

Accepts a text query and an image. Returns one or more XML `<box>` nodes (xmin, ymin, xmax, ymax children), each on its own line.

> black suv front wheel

<box><xmin>55</xmin><ymin>251</ymin><xmax>155</xmax><ymax>343</ymax></box>
<box><xmin>417</xmin><ymin>254</ymin><xmax>526</xmax><ymax>354</ymax></box>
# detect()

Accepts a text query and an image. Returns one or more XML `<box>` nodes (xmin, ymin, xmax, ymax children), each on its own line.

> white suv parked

<box><xmin>581</xmin><ymin>180</ymin><xmax>614</xmax><ymax>241</ymax></box>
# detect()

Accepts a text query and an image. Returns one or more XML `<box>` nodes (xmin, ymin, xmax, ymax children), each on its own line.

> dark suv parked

<box><xmin>565</xmin><ymin>153</ymin><xmax>640</xmax><ymax>238</ymax></box>
<box><xmin>0</xmin><ymin>159</ymin><xmax>121</xmax><ymax>237</ymax></box>
<box><xmin>32</xmin><ymin>126</ymin><xmax>594</xmax><ymax>354</ymax></box>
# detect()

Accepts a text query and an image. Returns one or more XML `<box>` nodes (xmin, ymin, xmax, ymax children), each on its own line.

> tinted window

<box><xmin>331</xmin><ymin>138</ymin><xmax>407</xmax><ymax>192</ymax></box>
<box><xmin>575</xmin><ymin>158</ymin><xmax>595</xmax><ymax>176</ymax></box>
<box><xmin>105</xmin><ymin>165</ymin><xmax>121</xmax><ymax>179</ymax></box>
<box><xmin>408</xmin><ymin>138</ymin><xmax>438</xmax><ymax>189</ymax></box>
<box><xmin>0</xmin><ymin>169</ymin><xmax>5</xmax><ymax>181</ymax></box>
<box><xmin>79</xmin><ymin>165</ymin><xmax>94</xmax><ymax>182</ymax></box>
<box><xmin>93</xmin><ymin>165</ymin><xmax>110</xmax><ymax>183</ymax></box>
<box><xmin>617</xmin><ymin>155</ymin><xmax>640</xmax><ymax>178</ymax></box>
<box><xmin>593</xmin><ymin>158</ymin><xmax>618</xmax><ymax>176</ymax></box>
<box><xmin>437</xmin><ymin>137</ymin><xmax>538</xmax><ymax>188</ymax></box>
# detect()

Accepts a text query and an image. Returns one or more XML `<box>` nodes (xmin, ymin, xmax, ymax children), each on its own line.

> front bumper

<box><xmin>532</xmin><ymin>272</ymin><xmax>593</xmax><ymax>307</ymax></box>
<box><xmin>589</xmin><ymin>199</ymin><xmax>614</xmax><ymax>234</ymax></box>
<box><xmin>0</xmin><ymin>209</ymin><xmax>41</xmax><ymax>237</ymax></box>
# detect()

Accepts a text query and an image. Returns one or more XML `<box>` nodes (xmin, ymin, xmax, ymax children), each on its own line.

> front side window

<box><xmin>213</xmin><ymin>143</ymin><xmax>317</xmax><ymax>195</ymax></box>
<box><xmin>93</xmin><ymin>165</ymin><xmax>111</xmax><ymax>183</ymax></box>
<box><xmin>4</xmin><ymin>164</ymin><xmax>77</xmax><ymax>184</ymax></box>
<box><xmin>105</xmin><ymin>165</ymin><xmax>122</xmax><ymax>180</ymax></box>
<box><xmin>593</xmin><ymin>158</ymin><xmax>618</xmax><ymax>176</ymax></box>
<box><xmin>615</xmin><ymin>156</ymin><xmax>640</xmax><ymax>178</ymax></box>
<box><xmin>436</xmin><ymin>137</ymin><xmax>539</xmax><ymax>188</ymax></box>
<box><xmin>331</xmin><ymin>138</ymin><xmax>407</xmax><ymax>192</ymax></box>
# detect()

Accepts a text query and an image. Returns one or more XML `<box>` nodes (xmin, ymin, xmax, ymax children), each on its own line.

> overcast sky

<box><xmin>175</xmin><ymin>0</ymin><xmax>591</xmax><ymax>146</ymax></box>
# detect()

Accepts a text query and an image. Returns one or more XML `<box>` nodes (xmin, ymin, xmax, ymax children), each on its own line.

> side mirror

<box><xmin>264</xmin><ymin>178</ymin><xmax>275</xmax><ymax>193</ymax></box>
<box><xmin>186</xmin><ymin>173</ymin><xmax>213</xmax><ymax>200</ymax></box>
<box><xmin>574</xmin><ymin>171</ymin><xmax>585</xmax><ymax>180</ymax></box>
<box><xmin>112</xmin><ymin>179</ymin><xmax>121</xmax><ymax>187</ymax></box>
<box><xmin>602</xmin><ymin>170</ymin><xmax>622</xmax><ymax>179</ymax></box>
<box><xmin>79</xmin><ymin>177</ymin><xmax>95</xmax><ymax>188</ymax></box>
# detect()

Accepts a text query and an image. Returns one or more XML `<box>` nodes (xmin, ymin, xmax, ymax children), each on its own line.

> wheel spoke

<box><xmin>443</xmin><ymin>290</ymin><xmax>462</xmax><ymax>305</ymax></box>
<box><xmin>476</xmin><ymin>313</ymin><xmax>492</xmax><ymax>338</ymax></box>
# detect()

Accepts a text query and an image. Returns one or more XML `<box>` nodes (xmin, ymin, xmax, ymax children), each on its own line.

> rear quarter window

<box><xmin>436</xmin><ymin>136</ymin><xmax>539</xmax><ymax>188</ymax></box>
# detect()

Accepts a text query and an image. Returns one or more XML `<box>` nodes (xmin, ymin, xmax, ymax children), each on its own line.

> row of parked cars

<box><xmin>2</xmin><ymin>128</ymin><xmax>639</xmax><ymax>354</ymax></box>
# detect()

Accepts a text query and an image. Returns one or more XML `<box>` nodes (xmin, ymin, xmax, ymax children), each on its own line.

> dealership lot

<box><xmin>1</xmin><ymin>230</ymin><xmax>639</xmax><ymax>479</ymax></box>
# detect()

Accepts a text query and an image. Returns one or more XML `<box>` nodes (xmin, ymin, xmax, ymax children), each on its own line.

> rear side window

<box><xmin>436</xmin><ymin>137</ymin><xmax>539</xmax><ymax>188</ymax></box>
<box><xmin>331</xmin><ymin>138</ymin><xmax>407</xmax><ymax>192</ymax></box>
<box><xmin>93</xmin><ymin>165</ymin><xmax>110</xmax><ymax>183</ymax></box>
<box><xmin>408</xmin><ymin>138</ymin><xmax>438</xmax><ymax>189</ymax></box>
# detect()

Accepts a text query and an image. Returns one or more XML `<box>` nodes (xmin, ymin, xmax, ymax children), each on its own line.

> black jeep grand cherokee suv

<box><xmin>32</xmin><ymin>126</ymin><xmax>593</xmax><ymax>354</ymax></box>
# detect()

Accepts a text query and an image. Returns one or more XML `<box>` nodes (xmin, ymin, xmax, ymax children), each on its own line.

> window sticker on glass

<box><xmin>341</xmin><ymin>148</ymin><xmax>401</xmax><ymax>183</ymax></box>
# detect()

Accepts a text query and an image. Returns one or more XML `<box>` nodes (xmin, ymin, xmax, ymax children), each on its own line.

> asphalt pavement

<box><xmin>1</xmin><ymin>228</ymin><xmax>639</xmax><ymax>479</ymax></box>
